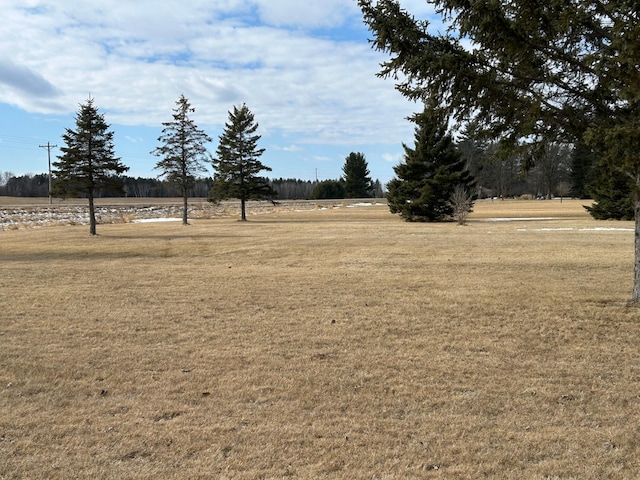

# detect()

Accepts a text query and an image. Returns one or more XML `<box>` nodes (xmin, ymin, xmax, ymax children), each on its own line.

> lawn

<box><xmin>1</xmin><ymin>199</ymin><xmax>638</xmax><ymax>479</ymax></box>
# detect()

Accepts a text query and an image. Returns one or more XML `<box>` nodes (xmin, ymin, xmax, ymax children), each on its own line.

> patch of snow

<box><xmin>132</xmin><ymin>218</ymin><xmax>182</xmax><ymax>223</ymax></box>
<box><xmin>483</xmin><ymin>217</ymin><xmax>558</xmax><ymax>222</ymax></box>
<box><xmin>517</xmin><ymin>226</ymin><xmax>633</xmax><ymax>232</ymax></box>
<box><xmin>580</xmin><ymin>227</ymin><xmax>633</xmax><ymax>232</ymax></box>
<box><xmin>346</xmin><ymin>202</ymin><xmax>379</xmax><ymax>208</ymax></box>
<box><xmin>533</xmin><ymin>228</ymin><xmax>574</xmax><ymax>231</ymax></box>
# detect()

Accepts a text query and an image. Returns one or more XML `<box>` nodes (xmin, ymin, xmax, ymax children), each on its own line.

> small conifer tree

<box><xmin>53</xmin><ymin>98</ymin><xmax>128</xmax><ymax>235</ymax></box>
<box><xmin>210</xmin><ymin>104</ymin><xmax>275</xmax><ymax>220</ymax></box>
<box><xmin>386</xmin><ymin>105</ymin><xmax>474</xmax><ymax>222</ymax></box>
<box><xmin>342</xmin><ymin>152</ymin><xmax>373</xmax><ymax>198</ymax></box>
<box><xmin>151</xmin><ymin>94</ymin><xmax>212</xmax><ymax>225</ymax></box>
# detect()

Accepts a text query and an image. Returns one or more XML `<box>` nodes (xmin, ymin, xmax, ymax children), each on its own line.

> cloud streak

<box><xmin>0</xmin><ymin>59</ymin><xmax>61</xmax><ymax>98</ymax></box>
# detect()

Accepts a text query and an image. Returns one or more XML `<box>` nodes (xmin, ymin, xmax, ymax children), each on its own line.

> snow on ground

<box><xmin>482</xmin><ymin>217</ymin><xmax>558</xmax><ymax>222</ymax></box>
<box><xmin>516</xmin><ymin>227</ymin><xmax>634</xmax><ymax>232</ymax></box>
<box><xmin>0</xmin><ymin>200</ymin><xmax>383</xmax><ymax>230</ymax></box>
<box><xmin>346</xmin><ymin>202</ymin><xmax>380</xmax><ymax>208</ymax></box>
<box><xmin>1</xmin><ymin>200</ymin><xmax>632</xmax><ymax>232</ymax></box>
<box><xmin>582</xmin><ymin>227</ymin><xmax>634</xmax><ymax>231</ymax></box>
<box><xmin>132</xmin><ymin>218</ymin><xmax>182</xmax><ymax>223</ymax></box>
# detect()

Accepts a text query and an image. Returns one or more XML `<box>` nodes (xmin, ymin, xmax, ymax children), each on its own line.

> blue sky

<box><xmin>0</xmin><ymin>0</ymin><xmax>437</xmax><ymax>185</ymax></box>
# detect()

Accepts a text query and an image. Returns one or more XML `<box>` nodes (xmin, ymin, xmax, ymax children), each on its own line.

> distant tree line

<box><xmin>0</xmin><ymin>172</ymin><xmax>50</xmax><ymax>197</ymax></box>
<box><xmin>0</xmin><ymin>173</ymin><xmax>384</xmax><ymax>200</ymax></box>
<box><xmin>0</xmin><ymin>139</ymin><xmax>597</xmax><ymax>203</ymax></box>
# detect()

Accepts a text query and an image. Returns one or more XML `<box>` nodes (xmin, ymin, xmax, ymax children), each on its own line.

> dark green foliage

<box><xmin>2</xmin><ymin>173</ymin><xmax>50</xmax><ymax>197</ymax></box>
<box><xmin>585</xmin><ymin>165</ymin><xmax>634</xmax><ymax>220</ymax></box>
<box><xmin>311</xmin><ymin>180</ymin><xmax>345</xmax><ymax>200</ymax></box>
<box><xmin>53</xmin><ymin>98</ymin><xmax>128</xmax><ymax>235</ymax></box>
<box><xmin>269</xmin><ymin>178</ymin><xmax>315</xmax><ymax>200</ymax></box>
<box><xmin>342</xmin><ymin>152</ymin><xmax>373</xmax><ymax>198</ymax></box>
<box><xmin>151</xmin><ymin>94</ymin><xmax>211</xmax><ymax>225</ymax></box>
<box><xmin>570</xmin><ymin>140</ymin><xmax>598</xmax><ymax>200</ymax></box>
<box><xmin>386</xmin><ymin>105</ymin><xmax>474</xmax><ymax>222</ymax></box>
<box><xmin>210</xmin><ymin>104</ymin><xmax>275</xmax><ymax>221</ymax></box>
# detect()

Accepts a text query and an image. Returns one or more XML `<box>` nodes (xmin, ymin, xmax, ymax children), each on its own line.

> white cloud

<box><xmin>382</xmin><ymin>153</ymin><xmax>403</xmax><ymax>163</ymax></box>
<box><xmin>271</xmin><ymin>144</ymin><xmax>303</xmax><ymax>152</ymax></box>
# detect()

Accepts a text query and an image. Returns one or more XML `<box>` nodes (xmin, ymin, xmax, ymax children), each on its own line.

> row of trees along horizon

<box><xmin>2</xmin><ymin>96</ymin><xmax>389</xmax><ymax>229</ymax></box>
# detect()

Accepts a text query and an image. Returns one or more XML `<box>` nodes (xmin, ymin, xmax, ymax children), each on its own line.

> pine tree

<box><xmin>151</xmin><ymin>94</ymin><xmax>212</xmax><ymax>225</ymax></box>
<box><xmin>53</xmin><ymin>98</ymin><xmax>128</xmax><ymax>235</ymax></box>
<box><xmin>342</xmin><ymin>152</ymin><xmax>373</xmax><ymax>198</ymax></box>
<box><xmin>585</xmin><ymin>164</ymin><xmax>634</xmax><ymax>220</ymax></box>
<box><xmin>387</xmin><ymin>105</ymin><xmax>474</xmax><ymax>222</ymax></box>
<box><xmin>210</xmin><ymin>104</ymin><xmax>275</xmax><ymax>221</ymax></box>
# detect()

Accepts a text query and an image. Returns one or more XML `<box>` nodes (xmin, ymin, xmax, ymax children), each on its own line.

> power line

<box><xmin>39</xmin><ymin>142</ymin><xmax>57</xmax><ymax>205</ymax></box>
<box><xmin>0</xmin><ymin>134</ymin><xmax>52</xmax><ymax>154</ymax></box>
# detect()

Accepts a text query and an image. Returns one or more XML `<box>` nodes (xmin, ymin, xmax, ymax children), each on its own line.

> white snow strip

<box><xmin>533</xmin><ymin>228</ymin><xmax>574</xmax><ymax>231</ymax></box>
<box><xmin>483</xmin><ymin>217</ymin><xmax>558</xmax><ymax>222</ymax></box>
<box><xmin>346</xmin><ymin>202</ymin><xmax>379</xmax><ymax>208</ymax></box>
<box><xmin>516</xmin><ymin>227</ymin><xmax>633</xmax><ymax>232</ymax></box>
<box><xmin>580</xmin><ymin>227</ymin><xmax>633</xmax><ymax>232</ymax></box>
<box><xmin>132</xmin><ymin>218</ymin><xmax>182</xmax><ymax>223</ymax></box>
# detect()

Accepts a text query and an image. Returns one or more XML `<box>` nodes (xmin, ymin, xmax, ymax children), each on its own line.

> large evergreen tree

<box><xmin>53</xmin><ymin>98</ymin><xmax>128</xmax><ymax>235</ymax></box>
<box><xmin>151</xmin><ymin>94</ymin><xmax>211</xmax><ymax>225</ymax></box>
<box><xmin>342</xmin><ymin>152</ymin><xmax>373</xmax><ymax>198</ymax></box>
<box><xmin>210</xmin><ymin>104</ymin><xmax>275</xmax><ymax>221</ymax></box>
<box><xmin>359</xmin><ymin>0</ymin><xmax>640</xmax><ymax>302</ymax></box>
<box><xmin>387</xmin><ymin>105</ymin><xmax>474</xmax><ymax>222</ymax></box>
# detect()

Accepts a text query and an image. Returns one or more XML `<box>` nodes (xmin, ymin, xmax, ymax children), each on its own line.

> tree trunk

<box><xmin>182</xmin><ymin>192</ymin><xmax>189</xmax><ymax>225</ymax></box>
<box><xmin>633</xmin><ymin>184</ymin><xmax>640</xmax><ymax>304</ymax></box>
<box><xmin>88</xmin><ymin>192</ymin><xmax>97</xmax><ymax>236</ymax></box>
<box><xmin>240</xmin><ymin>197</ymin><xmax>247</xmax><ymax>221</ymax></box>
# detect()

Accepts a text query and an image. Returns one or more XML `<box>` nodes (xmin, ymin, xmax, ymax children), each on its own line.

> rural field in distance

<box><xmin>1</xmin><ymin>199</ymin><xmax>638</xmax><ymax>479</ymax></box>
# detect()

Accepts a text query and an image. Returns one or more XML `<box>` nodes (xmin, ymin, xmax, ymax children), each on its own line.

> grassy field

<box><xmin>1</xmin><ymin>199</ymin><xmax>638</xmax><ymax>479</ymax></box>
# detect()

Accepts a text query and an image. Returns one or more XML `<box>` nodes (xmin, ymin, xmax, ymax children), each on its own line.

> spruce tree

<box><xmin>151</xmin><ymin>94</ymin><xmax>212</xmax><ymax>225</ymax></box>
<box><xmin>210</xmin><ymin>104</ymin><xmax>275</xmax><ymax>221</ymax></box>
<box><xmin>342</xmin><ymin>152</ymin><xmax>373</xmax><ymax>198</ymax></box>
<box><xmin>387</xmin><ymin>105</ymin><xmax>474</xmax><ymax>222</ymax></box>
<box><xmin>586</xmin><ymin>164</ymin><xmax>634</xmax><ymax>220</ymax></box>
<box><xmin>53</xmin><ymin>98</ymin><xmax>128</xmax><ymax>235</ymax></box>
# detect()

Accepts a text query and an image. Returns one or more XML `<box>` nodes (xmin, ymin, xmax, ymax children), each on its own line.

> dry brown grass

<box><xmin>1</xmin><ymin>200</ymin><xmax>638</xmax><ymax>479</ymax></box>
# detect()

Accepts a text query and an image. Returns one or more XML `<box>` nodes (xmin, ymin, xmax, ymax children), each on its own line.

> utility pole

<box><xmin>39</xmin><ymin>142</ymin><xmax>57</xmax><ymax>205</ymax></box>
